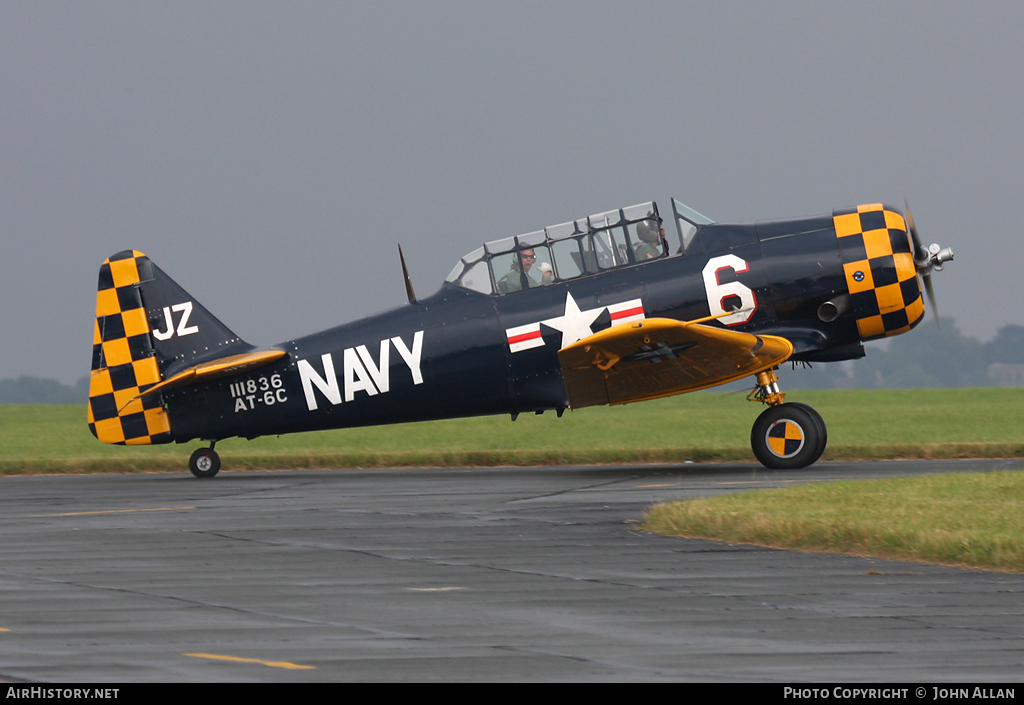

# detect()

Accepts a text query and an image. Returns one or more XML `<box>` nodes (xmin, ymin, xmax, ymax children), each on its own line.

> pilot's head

<box><xmin>519</xmin><ymin>249</ymin><xmax>535</xmax><ymax>271</ymax></box>
<box><xmin>636</xmin><ymin>221</ymin><xmax>659</xmax><ymax>243</ymax></box>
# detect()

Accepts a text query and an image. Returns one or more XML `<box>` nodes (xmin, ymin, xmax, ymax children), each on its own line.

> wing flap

<box><xmin>558</xmin><ymin>317</ymin><xmax>793</xmax><ymax>408</ymax></box>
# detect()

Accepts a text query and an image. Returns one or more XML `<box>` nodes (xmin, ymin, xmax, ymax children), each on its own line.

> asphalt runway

<box><xmin>1</xmin><ymin>458</ymin><xmax>1023</xmax><ymax>682</ymax></box>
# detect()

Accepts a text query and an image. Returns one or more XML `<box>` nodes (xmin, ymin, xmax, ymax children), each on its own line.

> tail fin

<box><xmin>88</xmin><ymin>250</ymin><xmax>253</xmax><ymax>445</ymax></box>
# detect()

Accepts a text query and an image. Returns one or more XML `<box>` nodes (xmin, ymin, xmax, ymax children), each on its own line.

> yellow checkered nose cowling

<box><xmin>833</xmin><ymin>204</ymin><xmax>925</xmax><ymax>341</ymax></box>
<box><xmin>87</xmin><ymin>250</ymin><xmax>173</xmax><ymax>445</ymax></box>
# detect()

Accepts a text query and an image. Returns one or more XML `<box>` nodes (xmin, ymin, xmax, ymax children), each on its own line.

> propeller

<box><xmin>904</xmin><ymin>198</ymin><xmax>954</xmax><ymax>326</ymax></box>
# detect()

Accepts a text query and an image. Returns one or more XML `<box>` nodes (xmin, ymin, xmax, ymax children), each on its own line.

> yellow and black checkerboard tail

<box><xmin>833</xmin><ymin>204</ymin><xmax>925</xmax><ymax>342</ymax></box>
<box><xmin>89</xmin><ymin>250</ymin><xmax>255</xmax><ymax>445</ymax></box>
<box><xmin>88</xmin><ymin>250</ymin><xmax>174</xmax><ymax>445</ymax></box>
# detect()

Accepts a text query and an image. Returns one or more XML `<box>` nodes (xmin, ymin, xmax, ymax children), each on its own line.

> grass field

<box><xmin>1</xmin><ymin>388</ymin><xmax>1022</xmax><ymax>473</ymax></box>
<box><xmin>642</xmin><ymin>471</ymin><xmax>1024</xmax><ymax>572</ymax></box>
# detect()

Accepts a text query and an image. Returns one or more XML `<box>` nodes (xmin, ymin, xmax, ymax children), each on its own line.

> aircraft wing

<box><xmin>558</xmin><ymin>317</ymin><xmax>794</xmax><ymax>408</ymax></box>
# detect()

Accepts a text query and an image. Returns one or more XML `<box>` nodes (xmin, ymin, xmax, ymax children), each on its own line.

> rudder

<box><xmin>89</xmin><ymin>250</ymin><xmax>173</xmax><ymax>444</ymax></box>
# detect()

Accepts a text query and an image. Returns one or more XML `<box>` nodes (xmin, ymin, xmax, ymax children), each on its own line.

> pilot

<box><xmin>498</xmin><ymin>249</ymin><xmax>536</xmax><ymax>293</ymax></box>
<box><xmin>536</xmin><ymin>261</ymin><xmax>554</xmax><ymax>285</ymax></box>
<box><xmin>634</xmin><ymin>220</ymin><xmax>665</xmax><ymax>260</ymax></box>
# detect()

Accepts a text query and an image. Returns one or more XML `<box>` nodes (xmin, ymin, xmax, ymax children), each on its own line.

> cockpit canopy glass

<box><xmin>446</xmin><ymin>200</ymin><xmax>690</xmax><ymax>295</ymax></box>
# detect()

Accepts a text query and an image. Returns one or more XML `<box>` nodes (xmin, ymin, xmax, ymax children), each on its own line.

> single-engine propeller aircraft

<box><xmin>87</xmin><ymin>198</ymin><xmax>953</xmax><ymax>477</ymax></box>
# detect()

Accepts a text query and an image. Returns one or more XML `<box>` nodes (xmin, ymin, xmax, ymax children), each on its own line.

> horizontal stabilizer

<box><xmin>122</xmin><ymin>349</ymin><xmax>287</xmax><ymax>410</ymax></box>
<box><xmin>558</xmin><ymin>317</ymin><xmax>793</xmax><ymax>408</ymax></box>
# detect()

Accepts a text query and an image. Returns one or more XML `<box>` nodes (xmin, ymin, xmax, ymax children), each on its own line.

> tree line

<box><xmin>787</xmin><ymin>321</ymin><xmax>1024</xmax><ymax>389</ymax></box>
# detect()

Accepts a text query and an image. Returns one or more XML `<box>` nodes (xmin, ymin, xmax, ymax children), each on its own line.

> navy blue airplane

<box><xmin>87</xmin><ymin>197</ymin><xmax>952</xmax><ymax>477</ymax></box>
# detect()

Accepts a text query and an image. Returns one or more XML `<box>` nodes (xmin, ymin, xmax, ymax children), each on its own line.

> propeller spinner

<box><xmin>904</xmin><ymin>199</ymin><xmax>954</xmax><ymax>324</ymax></box>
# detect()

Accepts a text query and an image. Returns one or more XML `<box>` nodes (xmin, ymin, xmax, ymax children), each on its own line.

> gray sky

<box><xmin>3</xmin><ymin>1</ymin><xmax>1022</xmax><ymax>384</ymax></box>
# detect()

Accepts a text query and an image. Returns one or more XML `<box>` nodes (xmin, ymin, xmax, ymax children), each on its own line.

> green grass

<box><xmin>642</xmin><ymin>471</ymin><xmax>1024</xmax><ymax>572</ymax></box>
<box><xmin>1</xmin><ymin>388</ymin><xmax>1022</xmax><ymax>474</ymax></box>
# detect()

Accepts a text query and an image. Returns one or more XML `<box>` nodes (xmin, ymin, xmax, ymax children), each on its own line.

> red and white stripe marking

<box><xmin>506</xmin><ymin>322</ymin><xmax>544</xmax><ymax>353</ymax></box>
<box><xmin>608</xmin><ymin>298</ymin><xmax>645</xmax><ymax>326</ymax></box>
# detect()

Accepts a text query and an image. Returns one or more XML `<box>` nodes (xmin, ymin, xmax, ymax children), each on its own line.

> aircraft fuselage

<box><xmin>164</xmin><ymin>212</ymin><xmax>879</xmax><ymax>443</ymax></box>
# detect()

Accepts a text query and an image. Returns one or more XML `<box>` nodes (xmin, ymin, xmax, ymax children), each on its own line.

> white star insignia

<box><xmin>541</xmin><ymin>292</ymin><xmax>606</xmax><ymax>349</ymax></box>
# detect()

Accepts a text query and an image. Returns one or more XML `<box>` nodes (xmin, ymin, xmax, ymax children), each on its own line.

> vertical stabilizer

<box><xmin>88</xmin><ymin>250</ymin><xmax>254</xmax><ymax>444</ymax></box>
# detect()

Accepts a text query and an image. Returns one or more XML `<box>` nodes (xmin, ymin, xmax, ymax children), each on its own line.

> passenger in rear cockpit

<box><xmin>634</xmin><ymin>220</ymin><xmax>665</xmax><ymax>260</ymax></box>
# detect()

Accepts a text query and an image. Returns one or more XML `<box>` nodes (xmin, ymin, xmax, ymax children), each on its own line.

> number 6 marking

<box><xmin>702</xmin><ymin>254</ymin><xmax>758</xmax><ymax>326</ymax></box>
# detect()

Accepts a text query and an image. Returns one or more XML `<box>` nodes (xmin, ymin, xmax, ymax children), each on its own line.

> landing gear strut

<box><xmin>748</xmin><ymin>369</ymin><xmax>827</xmax><ymax>469</ymax></box>
<box><xmin>189</xmin><ymin>443</ymin><xmax>221</xmax><ymax>478</ymax></box>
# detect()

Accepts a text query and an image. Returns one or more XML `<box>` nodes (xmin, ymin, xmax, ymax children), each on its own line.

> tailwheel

<box><xmin>189</xmin><ymin>445</ymin><xmax>221</xmax><ymax>478</ymax></box>
<box><xmin>751</xmin><ymin>403</ymin><xmax>827</xmax><ymax>470</ymax></box>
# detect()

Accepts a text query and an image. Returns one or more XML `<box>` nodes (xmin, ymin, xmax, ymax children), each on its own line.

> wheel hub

<box><xmin>766</xmin><ymin>419</ymin><xmax>805</xmax><ymax>458</ymax></box>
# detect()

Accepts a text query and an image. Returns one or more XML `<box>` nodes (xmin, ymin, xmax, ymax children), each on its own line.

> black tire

<box><xmin>787</xmin><ymin>401</ymin><xmax>828</xmax><ymax>465</ymax></box>
<box><xmin>751</xmin><ymin>403</ymin><xmax>824</xmax><ymax>470</ymax></box>
<box><xmin>189</xmin><ymin>448</ymin><xmax>221</xmax><ymax>478</ymax></box>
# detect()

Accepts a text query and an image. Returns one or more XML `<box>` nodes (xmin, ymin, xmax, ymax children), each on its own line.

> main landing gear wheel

<box><xmin>787</xmin><ymin>401</ymin><xmax>827</xmax><ymax>466</ymax></box>
<box><xmin>751</xmin><ymin>402</ymin><xmax>827</xmax><ymax>470</ymax></box>
<box><xmin>189</xmin><ymin>447</ymin><xmax>221</xmax><ymax>478</ymax></box>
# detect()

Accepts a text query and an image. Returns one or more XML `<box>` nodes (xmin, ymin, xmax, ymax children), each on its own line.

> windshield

<box><xmin>671</xmin><ymin>198</ymin><xmax>715</xmax><ymax>254</ymax></box>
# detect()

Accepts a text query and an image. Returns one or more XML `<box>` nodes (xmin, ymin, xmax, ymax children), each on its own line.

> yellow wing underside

<box><xmin>558</xmin><ymin>317</ymin><xmax>794</xmax><ymax>409</ymax></box>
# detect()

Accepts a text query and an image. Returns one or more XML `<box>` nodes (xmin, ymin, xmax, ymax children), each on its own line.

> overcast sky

<box><xmin>2</xmin><ymin>1</ymin><xmax>1022</xmax><ymax>383</ymax></box>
